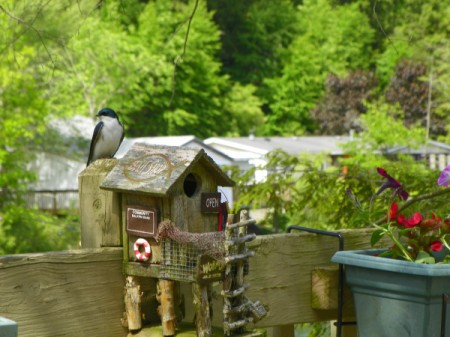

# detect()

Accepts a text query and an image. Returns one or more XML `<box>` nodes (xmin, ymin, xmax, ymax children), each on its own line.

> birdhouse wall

<box><xmin>171</xmin><ymin>163</ymin><xmax>220</xmax><ymax>233</ymax></box>
<box><xmin>123</xmin><ymin>161</ymin><xmax>221</xmax><ymax>265</ymax></box>
<box><xmin>124</xmin><ymin>193</ymin><xmax>166</xmax><ymax>264</ymax></box>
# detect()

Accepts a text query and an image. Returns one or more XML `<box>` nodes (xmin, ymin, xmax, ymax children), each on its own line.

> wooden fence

<box><xmin>24</xmin><ymin>189</ymin><xmax>79</xmax><ymax>212</ymax></box>
<box><xmin>0</xmin><ymin>229</ymin><xmax>378</xmax><ymax>337</ymax></box>
<box><xmin>0</xmin><ymin>160</ymin><xmax>377</xmax><ymax>337</ymax></box>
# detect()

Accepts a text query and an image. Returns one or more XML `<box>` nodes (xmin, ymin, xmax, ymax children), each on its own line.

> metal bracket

<box><xmin>287</xmin><ymin>225</ymin><xmax>355</xmax><ymax>337</ymax></box>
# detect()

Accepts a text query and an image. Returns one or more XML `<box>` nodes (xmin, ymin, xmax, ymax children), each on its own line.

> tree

<box><xmin>231</xmin><ymin>102</ymin><xmax>440</xmax><ymax>232</ymax></box>
<box><xmin>384</xmin><ymin>59</ymin><xmax>446</xmax><ymax>137</ymax></box>
<box><xmin>263</xmin><ymin>0</ymin><xmax>375</xmax><ymax>135</ymax></box>
<box><xmin>46</xmin><ymin>8</ymin><xmax>156</xmax><ymax>119</ymax></box>
<box><xmin>375</xmin><ymin>0</ymin><xmax>450</xmax><ymax>138</ymax></box>
<box><xmin>311</xmin><ymin>70</ymin><xmax>377</xmax><ymax>135</ymax></box>
<box><xmin>207</xmin><ymin>0</ymin><xmax>299</xmax><ymax>86</ymax></box>
<box><xmin>46</xmin><ymin>0</ymin><xmax>264</xmax><ymax>137</ymax></box>
<box><xmin>0</xmin><ymin>0</ymin><xmax>91</xmax><ymax>253</ymax></box>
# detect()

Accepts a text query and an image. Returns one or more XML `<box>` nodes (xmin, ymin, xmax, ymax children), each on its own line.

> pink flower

<box><xmin>430</xmin><ymin>241</ymin><xmax>443</xmax><ymax>252</ymax></box>
<box><xmin>437</xmin><ymin>165</ymin><xmax>450</xmax><ymax>187</ymax></box>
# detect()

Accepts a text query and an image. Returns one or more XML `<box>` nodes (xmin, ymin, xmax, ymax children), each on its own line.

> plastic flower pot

<box><xmin>332</xmin><ymin>249</ymin><xmax>450</xmax><ymax>337</ymax></box>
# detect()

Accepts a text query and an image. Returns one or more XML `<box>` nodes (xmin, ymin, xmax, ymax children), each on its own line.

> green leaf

<box><xmin>415</xmin><ymin>251</ymin><xmax>436</xmax><ymax>264</ymax></box>
<box><xmin>370</xmin><ymin>228</ymin><xmax>385</xmax><ymax>246</ymax></box>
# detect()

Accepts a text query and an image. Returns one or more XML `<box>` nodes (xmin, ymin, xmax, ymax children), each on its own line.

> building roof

<box><xmin>205</xmin><ymin>136</ymin><xmax>450</xmax><ymax>161</ymax></box>
<box><xmin>204</xmin><ymin>136</ymin><xmax>352</xmax><ymax>161</ymax></box>
<box><xmin>116</xmin><ymin>136</ymin><xmax>233</xmax><ymax>166</ymax></box>
<box><xmin>101</xmin><ymin>143</ymin><xmax>234</xmax><ymax>196</ymax></box>
<box><xmin>386</xmin><ymin>140</ymin><xmax>450</xmax><ymax>155</ymax></box>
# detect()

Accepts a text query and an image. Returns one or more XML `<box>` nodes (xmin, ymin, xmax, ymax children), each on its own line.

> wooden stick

<box><xmin>225</xmin><ymin>219</ymin><xmax>256</xmax><ymax>230</ymax></box>
<box><xmin>223</xmin><ymin>214</ymin><xmax>235</xmax><ymax>336</ymax></box>
<box><xmin>221</xmin><ymin>285</ymin><xmax>249</xmax><ymax>298</ymax></box>
<box><xmin>124</xmin><ymin>276</ymin><xmax>142</xmax><ymax>331</ymax></box>
<box><xmin>224</xmin><ymin>251</ymin><xmax>254</xmax><ymax>264</ymax></box>
<box><xmin>192</xmin><ymin>283</ymin><xmax>212</xmax><ymax>337</ymax></box>
<box><xmin>225</xmin><ymin>233</ymin><xmax>256</xmax><ymax>246</ymax></box>
<box><xmin>157</xmin><ymin>279</ymin><xmax>176</xmax><ymax>336</ymax></box>
<box><xmin>223</xmin><ymin>317</ymin><xmax>253</xmax><ymax>330</ymax></box>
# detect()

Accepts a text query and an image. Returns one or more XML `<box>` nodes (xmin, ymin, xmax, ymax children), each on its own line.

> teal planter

<box><xmin>332</xmin><ymin>249</ymin><xmax>450</xmax><ymax>337</ymax></box>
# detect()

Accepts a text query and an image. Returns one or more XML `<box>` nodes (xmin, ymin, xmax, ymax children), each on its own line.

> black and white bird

<box><xmin>86</xmin><ymin>108</ymin><xmax>124</xmax><ymax>167</ymax></box>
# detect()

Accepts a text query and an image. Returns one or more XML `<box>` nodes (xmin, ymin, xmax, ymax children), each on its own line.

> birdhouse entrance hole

<box><xmin>183</xmin><ymin>173</ymin><xmax>200</xmax><ymax>197</ymax></box>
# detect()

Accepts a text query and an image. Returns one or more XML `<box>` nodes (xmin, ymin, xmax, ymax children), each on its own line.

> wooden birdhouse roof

<box><xmin>100</xmin><ymin>143</ymin><xmax>234</xmax><ymax>196</ymax></box>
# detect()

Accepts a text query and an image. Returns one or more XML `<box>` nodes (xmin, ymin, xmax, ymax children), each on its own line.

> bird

<box><xmin>86</xmin><ymin>107</ymin><xmax>124</xmax><ymax>167</ymax></box>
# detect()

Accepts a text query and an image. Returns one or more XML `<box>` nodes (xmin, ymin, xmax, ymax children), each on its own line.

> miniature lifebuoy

<box><xmin>133</xmin><ymin>238</ymin><xmax>151</xmax><ymax>262</ymax></box>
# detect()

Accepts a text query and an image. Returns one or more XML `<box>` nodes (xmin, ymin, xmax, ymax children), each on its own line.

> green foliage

<box><xmin>207</xmin><ymin>0</ymin><xmax>299</xmax><ymax>86</ymax></box>
<box><xmin>376</xmin><ymin>0</ymin><xmax>450</xmax><ymax>134</ymax></box>
<box><xmin>0</xmin><ymin>43</ymin><xmax>46</xmax><ymax>196</ymax></box>
<box><xmin>1</xmin><ymin>0</ymin><xmax>450</xmax><ymax>252</ymax></box>
<box><xmin>223</xmin><ymin>83</ymin><xmax>264</xmax><ymax>136</ymax></box>
<box><xmin>233</xmin><ymin>103</ymin><xmax>443</xmax><ymax>231</ymax></box>
<box><xmin>264</xmin><ymin>0</ymin><xmax>375</xmax><ymax>135</ymax></box>
<box><xmin>0</xmin><ymin>1</ymin><xmax>87</xmax><ymax>253</ymax></box>
<box><xmin>341</xmin><ymin>101</ymin><xmax>426</xmax><ymax>168</ymax></box>
<box><xmin>230</xmin><ymin>150</ymin><xmax>331</xmax><ymax>231</ymax></box>
<box><xmin>312</xmin><ymin>70</ymin><xmax>377</xmax><ymax>135</ymax></box>
<box><xmin>0</xmin><ymin>206</ymin><xmax>80</xmax><ymax>254</ymax></box>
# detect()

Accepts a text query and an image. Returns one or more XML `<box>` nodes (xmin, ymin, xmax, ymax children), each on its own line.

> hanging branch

<box><xmin>169</xmin><ymin>0</ymin><xmax>199</xmax><ymax>106</ymax></box>
<box><xmin>396</xmin><ymin>188</ymin><xmax>450</xmax><ymax>214</ymax></box>
<box><xmin>372</xmin><ymin>0</ymin><xmax>398</xmax><ymax>55</ymax></box>
<box><xmin>0</xmin><ymin>1</ymin><xmax>55</xmax><ymax>65</ymax></box>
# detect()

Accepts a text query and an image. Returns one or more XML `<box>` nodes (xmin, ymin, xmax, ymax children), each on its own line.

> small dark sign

<box><xmin>201</xmin><ymin>192</ymin><xmax>221</xmax><ymax>213</ymax></box>
<box><xmin>126</xmin><ymin>205</ymin><xmax>158</xmax><ymax>237</ymax></box>
<box><xmin>197</xmin><ymin>255</ymin><xmax>224</xmax><ymax>284</ymax></box>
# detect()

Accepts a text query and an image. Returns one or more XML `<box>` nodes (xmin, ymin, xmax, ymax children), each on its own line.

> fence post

<box><xmin>78</xmin><ymin>159</ymin><xmax>122</xmax><ymax>248</ymax></box>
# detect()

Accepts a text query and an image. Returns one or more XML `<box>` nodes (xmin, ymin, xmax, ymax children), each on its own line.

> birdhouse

<box><xmin>100</xmin><ymin>143</ymin><xmax>266</xmax><ymax>337</ymax></box>
<box><xmin>100</xmin><ymin>143</ymin><xmax>234</xmax><ymax>278</ymax></box>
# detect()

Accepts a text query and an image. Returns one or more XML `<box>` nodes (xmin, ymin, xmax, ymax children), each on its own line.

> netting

<box><xmin>155</xmin><ymin>220</ymin><xmax>226</xmax><ymax>282</ymax></box>
<box><xmin>156</xmin><ymin>220</ymin><xmax>226</xmax><ymax>260</ymax></box>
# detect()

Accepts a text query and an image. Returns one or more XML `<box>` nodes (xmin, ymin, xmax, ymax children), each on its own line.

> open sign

<box><xmin>201</xmin><ymin>192</ymin><xmax>221</xmax><ymax>213</ymax></box>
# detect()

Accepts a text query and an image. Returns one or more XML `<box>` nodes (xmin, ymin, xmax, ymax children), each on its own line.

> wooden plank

<box><xmin>78</xmin><ymin>159</ymin><xmax>122</xmax><ymax>248</ymax></box>
<box><xmin>243</xmin><ymin>229</ymin><xmax>378</xmax><ymax>328</ymax></box>
<box><xmin>0</xmin><ymin>229</ymin><xmax>380</xmax><ymax>336</ymax></box>
<box><xmin>0</xmin><ymin>248</ymin><xmax>125</xmax><ymax>337</ymax></box>
<box><xmin>127</xmin><ymin>322</ymin><xmax>264</xmax><ymax>337</ymax></box>
<box><xmin>311</xmin><ymin>266</ymin><xmax>340</xmax><ymax>310</ymax></box>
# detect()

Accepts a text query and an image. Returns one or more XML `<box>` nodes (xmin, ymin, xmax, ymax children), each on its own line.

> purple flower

<box><xmin>375</xmin><ymin>167</ymin><xmax>409</xmax><ymax>201</ymax></box>
<box><xmin>437</xmin><ymin>165</ymin><xmax>450</xmax><ymax>187</ymax></box>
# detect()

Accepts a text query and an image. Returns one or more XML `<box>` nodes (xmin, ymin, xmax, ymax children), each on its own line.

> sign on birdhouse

<box><xmin>126</xmin><ymin>205</ymin><xmax>158</xmax><ymax>238</ymax></box>
<box><xmin>197</xmin><ymin>255</ymin><xmax>224</xmax><ymax>284</ymax></box>
<box><xmin>201</xmin><ymin>192</ymin><xmax>221</xmax><ymax>213</ymax></box>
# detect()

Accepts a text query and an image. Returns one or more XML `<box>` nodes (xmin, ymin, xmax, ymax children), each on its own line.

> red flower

<box><xmin>431</xmin><ymin>241</ymin><xmax>443</xmax><ymax>252</ymax></box>
<box><xmin>389</xmin><ymin>202</ymin><xmax>398</xmax><ymax>221</ymax></box>
<box><xmin>420</xmin><ymin>214</ymin><xmax>441</xmax><ymax>229</ymax></box>
<box><xmin>444</xmin><ymin>219</ymin><xmax>450</xmax><ymax>228</ymax></box>
<box><xmin>397</xmin><ymin>213</ymin><xmax>422</xmax><ymax>228</ymax></box>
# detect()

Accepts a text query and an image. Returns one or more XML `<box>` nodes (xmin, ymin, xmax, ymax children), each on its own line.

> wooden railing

<box><xmin>24</xmin><ymin>189</ymin><xmax>79</xmax><ymax>212</ymax></box>
<box><xmin>0</xmin><ymin>160</ymin><xmax>378</xmax><ymax>337</ymax></box>
<box><xmin>0</xmin><ymin>229</ymin><xmax>378</xmax><ymax>337</ymax></box>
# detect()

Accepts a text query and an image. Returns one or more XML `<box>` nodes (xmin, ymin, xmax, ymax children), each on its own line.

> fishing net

<box><xmin>155</xmin><ymin>220</ymin><xmax>226</xmax><ymax>282</ymax></box>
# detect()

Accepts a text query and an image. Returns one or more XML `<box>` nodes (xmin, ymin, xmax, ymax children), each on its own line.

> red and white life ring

<box><xmin>133</xmin><ymin>238</ymin><xmax>151</xmax><ymax>262</ymax></box>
